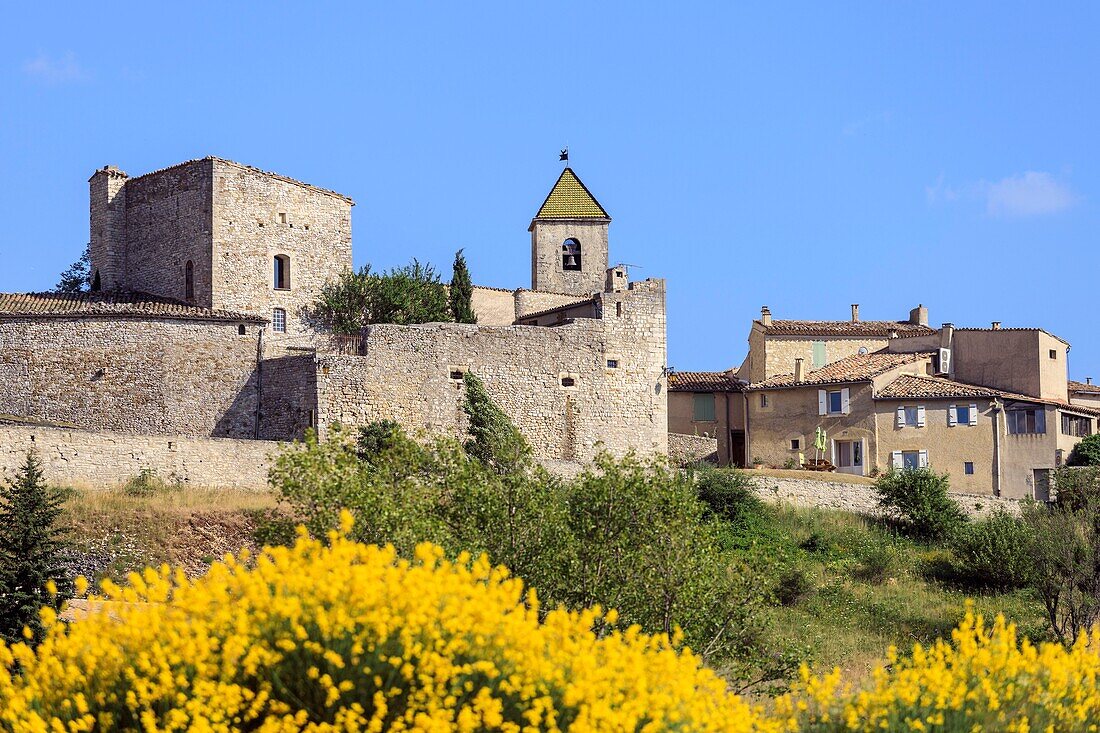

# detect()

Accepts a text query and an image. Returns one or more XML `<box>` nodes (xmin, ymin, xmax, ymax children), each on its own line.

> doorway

<box><xmin>729</xmin><ymin>430</ymin><xmax>746</xmax><ymax>468</ymax></box>
<box><xmin>835</xmin><ymin>439</ymin><xmax>864</xmax><ymax>476</ymax></box>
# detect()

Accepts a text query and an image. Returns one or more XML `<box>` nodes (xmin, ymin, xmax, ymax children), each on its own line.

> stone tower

<box><xmin>88</xmin><ymin>165</ymin><xmax>130</xmax><ymax>291</ymax></box>
<box><xmin>529</xmin><ymin>167</ymin><xmax>610</xmax><ymax>296</ymax></box>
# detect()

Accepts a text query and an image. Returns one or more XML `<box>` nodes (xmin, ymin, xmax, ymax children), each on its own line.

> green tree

<box><xmin>449</xmin><ymin>249</ymin><xmax>477</xmax><ymax>324</ymax></box>
<box><xmin>462</xmin><ymin>371</ymin><xmax>531</xmax><ymax>474</ymax></box>
<box><xmin>874</xmin><ymin>467</ymin><xmax>966</xmax><ymax>540</ymax></box>
<box><xmin>54</xmin><ymin>244</ymin><xmax>91</xmax><ymax>293</ymax></box>
<box><xmin>1068</xmin><ymin>433</ymin><xmax>1100</xmax><ymax>467</ymax></box>
<box><xmin>0</xmin><ymin>452</ymin><xmax>71</xmax><ymax>645</ymax></box>
<box><xmin>303</xmin><ymin>260</ymin><xmax>452</xmax><ymax>335</ymax></box>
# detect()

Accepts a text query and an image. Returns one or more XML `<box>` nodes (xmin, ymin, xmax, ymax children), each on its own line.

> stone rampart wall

<box><xmin>668</xmin><ymin>433</ymin><xmax>719</xmax><ymax>466</ymax></box>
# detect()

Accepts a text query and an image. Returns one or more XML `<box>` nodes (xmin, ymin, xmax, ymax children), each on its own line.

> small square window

<box><xmin>790</xmin><ymin>439</ymin><xmax>800</xmax><ymax>451</ymax></box>
<box><xmin>964</xmin><ymin>461</ymin><xmax>975</xmax><ymax>475</ymax></box>
<box><xmin>450</xmin><ymin>370</ymin><xmax>464</xmax><ymax>380</ymax></box>
<box><xmin>956</xmin><ymin>405</ymin><xmax>971</xmax><ymax>425</ymax></box>
<box><xmin>278</xmin><ymin>212</ymin><xmax>287</xmax><ymax>224</ymax></box>
<box><xmin>561</xmin><ymin>376</ymin><xmax>576</xmax><ymax>388</ymax></box>
<box><xmin>1049</xmin><ymin>349</ymin><xmax>1058</xmax><ymax>360</ymax></box>
<box><xmin>272</xmin><ymin>308</ymin><xmax>286</xmax><ymax>333</ymax></box>
<box><xmin>237</xmin><ymin>324</ymin><xmax>246</xmax><ymax>336</ymax></box>
<box><xmin>760</xmin><ymin>393</ymin><xmax>769</xmax><ymax>408</ymax></box>
<box><xmin>606</xmin><ymin>359</ymin><xmax>618</xmax><ymax>368</ymax></box>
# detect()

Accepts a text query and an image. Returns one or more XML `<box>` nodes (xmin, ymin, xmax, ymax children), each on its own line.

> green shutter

<box><xmin>693</xmin><ymin>393</ymin><xmax>716</xmax><ymax>421</ymax></box>
<box><xmin>812</xmin><ymin>341</ymin><xmax>826</xmax><ymax>368</ymax></box>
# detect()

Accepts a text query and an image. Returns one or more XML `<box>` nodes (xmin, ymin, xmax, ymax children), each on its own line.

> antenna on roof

<box><xmin>617</xmin><ymin>263</ymin><xmax>643</xmax><ymax>272</ymax></box>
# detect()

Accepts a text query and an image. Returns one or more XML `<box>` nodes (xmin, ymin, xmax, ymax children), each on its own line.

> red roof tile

<box><xmin>0</xmin><ymin>292</ymin><xmax>265</xmax><ymax>323</ymax></box>
<box><xmin>1069</xmin><ymin>380</ymin><xmax>1100</xmax><ymax>395</ymax></box>
<box><xmin>877</xmin><ymin>374</ymin><xmax>1100</xmax><ymax>417</ymax></box>
<box><xmin>749</xmin><ymin>351</ymin><xmax>932</xmax><ymax>390</ymax></box>
<box><xmin>761</xmin><ymin>320</ymin><xmax>934</xmax><ymax>337</ymax></box>
<box><xmin>669</xmin><ymin>371</ymin><xmax>744</xmax><ymax>392</ymax></box>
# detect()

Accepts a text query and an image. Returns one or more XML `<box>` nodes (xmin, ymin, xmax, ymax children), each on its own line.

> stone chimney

<box><xmin>604</xmin><ymin>265</ymin><xmax>628</xmax><ymax>293</ymax></box>
<box><xmin>909</xmin><ymin>304</ymin><xmax>929</xmax><ymax>327</ymax></box>
<box><xmin>761</xmin><ymin>306</ymin><xmax>772</xmax><ymax>327</ymax></box>
<box><xmin>991</xmin><ymin>321</ymin><xmax>1001</xmax><ymax>330</ymax></box>
<box><xmin>794</xmin><ymin>358</ymin><xmax>805</xmax><ymax>383</ymax></box>
<box><xmin>89</xmin><ymin>165</ymin><xmax>129</xmax><ymax>291</ymax></box>
<box><xmin>1088</xmin><ymin>377</ymin><xmax>1093</xmax><ymax>386</ymax></box>
<box><xmin>851</xmin><ymin>304</ymin><xmax>860</xmax><ymax>322</ymax></box>
<box><xmin>940</xmin><ymin>323</ymin><xmax>954</xmax><ymax>349</ymax></box>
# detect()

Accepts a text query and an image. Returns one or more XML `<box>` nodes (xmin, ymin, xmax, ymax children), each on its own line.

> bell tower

<box><xmin>529</xmin><ymin>167</ymin><xmax>610</xmax><ymax>296</ymax></box>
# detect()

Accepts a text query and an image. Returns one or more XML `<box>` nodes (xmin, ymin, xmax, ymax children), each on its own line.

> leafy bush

<box><xmin>774</xmin><ymin>566</ymin><xmax>813</xmax><ymax>606</ymax></box>
<box><xmin>303</xmin><ymin>260</ymin><xmax>451</xmax><ymax>335</ymax></box>
<box><xmin>0</xmin><ymin>519</ymin><xmax>766</xmax><ymax>731</ymax></box>
<box><xmin>120</xmin><ymin>468</ymin><xmax>180</xmax><ymax>496</ymax></box>
<box><xmin>1067</xmin><ymin>432</ymin><xmax>1100</xmax><ymax>467</ymax></box>
<box><xmin>874</xmin><ymin>468</ymin><xmax>966</xmax><ymax>540</ymax></box>
<box><xmin>1053</xmin><ymin>465</ymin><xmax>1100</xmax><ymax>511</ymax></box>
<box><xmin>0</xmin><ymin>452</ymin><xmax>71</xmax><ymax>645</ymax></box>
<box><xmin>945</xmin><ymin>508</ymin><xmax>1034</xmax><ymax>591</ymax></box>
<box><xmin>852</xmin><ymin>539</ymin><xmax>898</xmax><ymax>585</ymax></box>
<box><xmin>1023</xmin><ymin>501</ymin><xmax>1100</xmax><ymax>644</ymax></box>
<box><xmin>694</xmin><ymin>467</ymin><xmax>763</xmax><ymax>529</ymax></box>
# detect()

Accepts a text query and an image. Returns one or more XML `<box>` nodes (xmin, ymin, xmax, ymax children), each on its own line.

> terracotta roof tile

<box><xmin>0</xmin><ymin>292</ymin><xmax>266</xmax><ymax>323</ymax></box>
<box><xmin>1069</xmin><ymin>380</ymin><xmax>1100</xmax><ymax>395</ymax></box>
<box><xmin>877</xmin><ymin>374</ymin><xmax>1100</xmax><ymax>417</ymax></box>
<box><xmin>749</xmin><ymin>351</ymin><xmax>932</xmax><ymax>390</ymax></box>
<box><xmin>761</xmin><ymin>320</ymin><xmax>935</xmax><ymax>337</ymax></box>
<box><xmin>669</xmin><ymin>371</ymin><xmax>744</xmax><ymax>392</ymax></box>
<box><xmin>533</xmin><ymin>168</ymin><xmax>610</xmax><ymax>220</ymax></box>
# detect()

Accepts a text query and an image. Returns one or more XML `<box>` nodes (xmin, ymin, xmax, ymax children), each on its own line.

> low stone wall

<box><xmin>752</xmin><ymin>474</ymin><xmax>1021</xmax><ymax>517</ymax></box>
<box><xmin>0</xmin><ymin>426</ymin><xmax>279</xmax><ymax>491</ymax></box>
<box><xmin>668</xmin><ymin>433</ymin><xmax>718</xmax><ymax>466</ymax></box>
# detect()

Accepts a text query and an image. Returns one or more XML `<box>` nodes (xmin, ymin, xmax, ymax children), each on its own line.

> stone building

<box><xmin>666</xmin><ymin>371</ymin><xmax>745</xmax><ymax>467</ymax></box>
<box><xmin>1</xmin><ymin>159</ymin><xmax>668</xmax><ymax>475</ymax></box>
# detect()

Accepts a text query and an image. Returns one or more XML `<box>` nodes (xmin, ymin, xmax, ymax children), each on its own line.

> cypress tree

<box><xmin>463</xmin><ymin>372</ymin><xmax>530</xmax><ymax>474</ymax></box>
<box><xmin>0</xmin><ymin>451</ymin><xmax>71</xmax><ymax>645</ymax></box>
<box><xmin>450</xmin><ymin>249</ymin><xmax>477</xmax><ymax>324</ymax></box>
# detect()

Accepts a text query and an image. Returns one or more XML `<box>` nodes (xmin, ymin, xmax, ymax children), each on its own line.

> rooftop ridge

<box><xmin>0</xmin><ymin>291</ymin><xmax>266</xmax><ymax>323</ymax></box>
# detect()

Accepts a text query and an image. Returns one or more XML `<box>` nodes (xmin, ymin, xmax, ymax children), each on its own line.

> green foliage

<box><xmin>1023</xmin><ymin>501</ymin><xmax>1100</xmax><ymax>644</ymax></box>
<box><xmin>1067</xmin><ymin>433</ymin><xmax>1100</xmax><ymax>467</ymax></box>
<box><xmin>852</xmin><ymin>538</ymin><xmax>899</xmax><ymax>585</ymax></box>
<box><xmin>121</xmin><ymin>468</ymin><xmax>181</xmax><ymax>497</ymax></box>
<box><xmin>1054</xmin><ymin>465</ymin><xmax>1100</xmax><ymax>511</ymax></box>
<box><xmin>944</xmin><ymin>508</ymin><xmax>1034</xmax><ymax>591</ymax></box>
<box><xmin>694</xmin><ymin>467</ymin><xmax>765</xmax><ymax>532</ymax></box>
<box><xmin>304</xmin><ymin>260</ymin><xmax>452</xmax><ymax>335</ymax></box>
<box><xmin>875</xmin><ymin>468</ymin><xmax>966</xmax><ymax>540</ymax></box>
<box><xmin>462</xmin><ymin>371</ymin><xmax>532</xmax><ymax>474</ymax></box>
<box><xmin>774</xmin><ymin>566</ymin><xmax>813</xmax><ymax>606</ymax></box>
<box><xmin>449</xmin><ymin>248</ymin><xmax>477</xmax><ymax>324</ymax></box>
<box><xmin>0</xmin><ymin>452</ymin><xmax>71</xmax><ymax>645</ymax></box>
<box><xmin>54</xmin><ymin>244</ymin><xmax>91</xmax><ymax>293</ymax></box>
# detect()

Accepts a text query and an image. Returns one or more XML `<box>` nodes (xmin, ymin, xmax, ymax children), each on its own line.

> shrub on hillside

<box><xmin>1023</xmin><ymin>501</ymin><xmax>1100</xmax><ymax>644</ymax></box>
<box><xmin>0</xmin><ymin>518</ymin><xmax>767</xmax><ymax>731</ymax></box>
<box><xmin>944</xmin><ymin>508</ymin><xmax>1034</xmax><ymax>591</ymax></box>
<box><xmin>852</xmin><ymin>538</ymin><xmax>899</xmax><ymax>585</ymax></box>
<box><xmin>694</xmin><ymin>467</ymin><xmax>764</xmax><ymax>529</ymax></box>
<box><xmin>121</xmin><ymin>468</ymin><xmax>181</xmax><ymax>496</ymax></box>
<box><xmin>1067</xmin><ymin>432</ymin><xmax>1100</xmax><ymax>467</ymax></box>
<box><xmin>1053</xmin><ymin>464</ymin><xmax>1100</xmax><ymax>511</ymax></box>
<box><xmin>874</xmin><ymin>468</ymin><xmax>966</xmax><ymax>540</ymax></box>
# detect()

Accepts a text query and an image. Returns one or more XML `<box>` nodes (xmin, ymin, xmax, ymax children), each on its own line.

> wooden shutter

<box><xmin>891</xmin><ymin>450</ymin><xmax>903</xmax><ymax>468</ymax></box>
<box><xmin>969</xmin><ymin>404</ymin><xmax>978</xmax><ymax>426</ymax></box>
<box><xmin>948</xmin><ymin>405</ymin><xmax>957</xmax><ymax>427</ymax></box>
<box><xmin>841</xmin><ymin>388</ymin><xmax>851</xmax><ymax>415</ymax></box>
<box><xmin>818</xmin><ymin>390</ymin><xmax>827</xmax><ymax>416</ymax></box>
<box><xmin>896</xmin><ymin>406</ymin><xmax>905</xmax><ymax>428</ymax></box>
<box><xmin>919</xmin><ymin>449</ymin><xmax>929</xmax><ymax>468</ymax></box>
<box><xmin>917</xmin><ymin>405</ymin><xmax>926</xmax><ymax>427</ymax></box>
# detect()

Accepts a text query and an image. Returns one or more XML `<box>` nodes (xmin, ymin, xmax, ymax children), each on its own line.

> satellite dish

<box><xmin>858</xmin><ymin>347</ymin><xmax>869</xmax><ymax>355</ymax></box>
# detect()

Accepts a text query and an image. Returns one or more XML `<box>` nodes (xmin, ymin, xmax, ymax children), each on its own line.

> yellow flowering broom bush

<box><xmin>0</xmin><ymin>512</ymin><xmax>773</xmax><ymax>733</ymax></box>
<box><xmin>777</xmin><ymin>605</ymin><xmax>1100</xmax><ymax>732</ymax></box>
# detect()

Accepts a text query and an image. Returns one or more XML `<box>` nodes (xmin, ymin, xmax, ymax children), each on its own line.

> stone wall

<box><xmin>530</xmin><ymin>219</ymin><xmax>609</xmax><ymax>296</ymax></box>
<box><xmin>0</xmin><ymin>317</ymin><xmax>260</xmax><ymax>438</ymax></box>
<box><xmin>0</xmin><ymin>425</ymin><xmax>277</xmax><ymax>491</ymax></box>
<box><xmin>763</xmin><ymin>335</ymin><xmax>889</xmax><ymax>381</ymax></box>
<box><xmin>259</xmin><ymin>352</ymin><xmax>318</xmax><ymax>440</ymax></box>
<box><xmin>751</xmin><ymin>474</ymin><xmax>1021</xmax><ymax>517</ymax></box>
<box><xmin>310</xmin><ymin>279</ymin><xmax>668</xmax><ymax>462</ymax></box>
<box><xmin>210</xmin><ymin>159</ymin><xmax>353</xmax><ymax>342</ymax></box>
<box><xmin>668</xmin><ymin>433</ymin><xmax>718</xmax><ymax>466</ymax></box>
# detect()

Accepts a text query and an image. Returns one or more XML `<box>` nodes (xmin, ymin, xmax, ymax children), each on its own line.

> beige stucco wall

<box><xmin>998</xmin><ymin>405</ymin><xmax>1059</xmax><ymax>499</ymax></box>
<box><xmin>875</xmin><ymin>399</ymin><xmax>997</xmax><ymax>495</ymax></box>
<box><xmin>1071</xmin><ymin>393</ymin><xmax>1100</xmax><ymax>409</ymax></box>
<box><xmin>1038</xmin><ymin>331</ymin><xmax>1070</xmax><ymax>402</ymax></box>
<box><xmin>470</xmin><ymin>286</ymin><xmax>517</xmax><ymax>326</ymax></box>
<box><xmin>667</xmin><ymin>391</ymin><xmax>745</xmax><ymax>467</ymax></box>
<box><xmin>951</xmin><ymin>330</ymin><xmax>1067</xmax><ymax>402</ymax></box>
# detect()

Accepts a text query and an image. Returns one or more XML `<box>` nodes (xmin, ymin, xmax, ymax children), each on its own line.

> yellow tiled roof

<box><xmin>534</xmin><ymin>168</ymin><xmax>610</xmax><ymax>219</ymax></box>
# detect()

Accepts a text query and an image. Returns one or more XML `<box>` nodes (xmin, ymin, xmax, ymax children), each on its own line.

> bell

<box><xmin>564</xmin><ymin>254</ymin><xmax>577</xmax><ymax>267</ymax></box>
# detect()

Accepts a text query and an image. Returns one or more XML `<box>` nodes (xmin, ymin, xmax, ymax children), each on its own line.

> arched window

<box><xmin>184</xmin><ymin>260</ymin><xmax>194</xmax><ymax>302</ymax></box>
<box><xmin>562</xmin><ymin>238</ymin><xmax>581</xmax><ymax>271</ymax></box>
<box><xmin>274</xmin><ymin>254</ymin><xmax>290</xmax><ymax>290</ymax></box>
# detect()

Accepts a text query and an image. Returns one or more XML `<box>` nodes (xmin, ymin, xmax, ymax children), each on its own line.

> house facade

<box><xmin>667</xmin><ymin>371</ymin><xmax>745</xmax><ymax>467</ymax></box>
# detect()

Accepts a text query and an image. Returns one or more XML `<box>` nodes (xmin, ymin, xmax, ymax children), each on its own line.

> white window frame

<box><xmin>819</xmin><ymin>387</ymin><xmax>851</xmax><ymax>416</ymax></box>
<box><xmin>272</xmin><ymin>308</ymin><xmax>287</xmax><ymax>333</ymax></box>
<box><xmin>948</xmin><ymin>403</ymin><xmax>979</xmax><ymax>427</ymax></box>
<box><xmin>895</xmin><ymin>405</ymin><xmax>926</xmax><ymax>428</ymax></box>
<box><xmin>891</xmin><ymin>449</ymin><xmax>929</xmax><ymax>470</ymax></box>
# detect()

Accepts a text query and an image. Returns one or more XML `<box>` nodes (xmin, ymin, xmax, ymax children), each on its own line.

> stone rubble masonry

<box><xmin>752</xmin><ymin>474</ymin><xmax>1022</xmax><ymax>518</ymax></box>
<box><xmin>259</xmin><ymin>353</ymin><xmax>318</xmax><ymax>440</ymax></box>
<box><xmin>0</xmin><ymin>426</ymin><xmax>276</xmax><ymax>491</ymax></box>
<box><xmin>530</xmin><ymin>219</ymin><xmax>609</xmax><ymax>296</ymax></box>
<box><xmin>668</xmin><ymin>433</ymin><xmax>719</xmax><ymax>466</ymax></box>
<box><xmin>307</xmin><ymin>279</ymin><xmax>668</xmax><ymax>463</ymax></box>
<box><xmin>89</xmin><ymin>158</ymin><xmax>353</xmax><ymax>342</ymax></box>
<box><xmin>0</xmin><ymin>317</ymin><xmax>261</xmax><ymax>438</ymax></box>
<box><xmin>470</xmin><ymin>286</ymin><xmax>517</xmax><ymax>326</ymax></box>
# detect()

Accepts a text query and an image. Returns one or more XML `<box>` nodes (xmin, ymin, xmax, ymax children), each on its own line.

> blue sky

<box><xmin>3</xmin><ymin>3</ymin><xmax>1098</xmax><ymax>377</ymax></box>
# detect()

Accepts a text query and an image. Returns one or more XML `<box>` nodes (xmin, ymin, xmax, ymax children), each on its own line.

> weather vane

<box><xmin>559</xmin><ymin>147</ymin><xmax>569</xmax><ymax>164</ymax></box>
